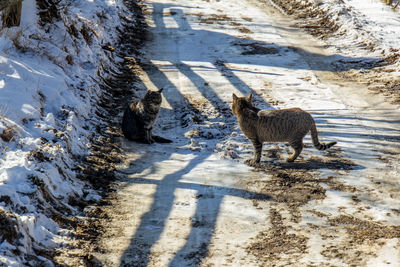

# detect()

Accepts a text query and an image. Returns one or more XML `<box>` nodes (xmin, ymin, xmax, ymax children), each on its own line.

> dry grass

<box><xmin>0</xmin><ymin>125</ymin><xmax>15</xmax><ymax>142</ymax></box>
<box><xmin>36</xmin><ymin>0</ymin><xmax>60</xmax><ymax>25</ymax></box>
<box><xmin>0</xmin><ymin>209</ymin><xmax>18</xmax><ymax>244</ymax></box>
<box><xmin>0</xmin><ymin>0</ymin><xmax>22</xmax><ymax>28</ymax></box>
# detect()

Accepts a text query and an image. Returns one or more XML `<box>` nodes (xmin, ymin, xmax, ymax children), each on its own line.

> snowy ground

<box><xmin>0</xmin><ymin>0</ymin><xmax>129</xmax><ymax>265</ymax></box>
<box><xmin>1</xmin><ymin>0</ymin><xmax>400</xmax><ymax>266</ymax></box>
<box><xmin>92</xmin><ymin>0</ymin><xmax>400</xmax><ymax>266</ymax></box>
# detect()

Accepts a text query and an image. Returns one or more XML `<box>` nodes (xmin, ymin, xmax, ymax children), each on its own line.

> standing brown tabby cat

<box><xmin>232</xmin><ymin>93</ymin><xmax>336</xmax><ymax>164</ymax></box>
<box><xmin>122</xmin><ymin>88</ymin><xmax>172</xmax><ymax>144</ymax></box>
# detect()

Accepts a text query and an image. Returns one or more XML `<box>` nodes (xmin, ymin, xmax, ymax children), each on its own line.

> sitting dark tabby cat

<box><xmin>232</xmin><ymin>93</ymin><xmax>336</xmax><ymax>164</ymax></box>
<box><xmin>122</xmin><ymin>88</ymin><xmax>172</xmax><ymax>144</ymax></box>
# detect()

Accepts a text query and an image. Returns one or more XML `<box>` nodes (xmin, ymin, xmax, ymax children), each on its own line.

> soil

<box><xmin>247</xmin><ymin>207</ymin><xmax>309</xmax><ymax>266</ymax></box>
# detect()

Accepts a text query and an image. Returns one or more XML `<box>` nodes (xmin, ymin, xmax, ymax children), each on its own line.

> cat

<box><xmin>122</xmin><ymin>88</ymin><xmax>172</xmax><ymax>144</ymax></box>
<box><xmin>232</xmin><ymin>93</ymin><xmax>336</xmax><ymax>164</ymax></box>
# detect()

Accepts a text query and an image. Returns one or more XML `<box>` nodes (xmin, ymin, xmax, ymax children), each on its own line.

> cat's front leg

<box><xmin>144</xmin><ymin>127</ymin><xmax>155</xmax><ymax>144</ymax></box>
<box><xmin>246</xmin><ymin>140</ymin><xmax>262</xmax><ymax>165</ymax></box>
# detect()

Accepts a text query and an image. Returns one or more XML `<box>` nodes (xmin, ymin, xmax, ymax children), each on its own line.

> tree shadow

<box><xmin>148</xmin><ymin>3</ymin><xmax>380</xmax><ymax>72</ymax></box>
<box><xmin>118</xmin><ymin>145</ymin><xmax>271</xmax><ymax>267</ymax></box>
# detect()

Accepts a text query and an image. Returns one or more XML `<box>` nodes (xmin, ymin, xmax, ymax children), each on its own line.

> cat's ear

<box><xmin>232</xmin><ymin>93</ymin><xmax>238</xmax><ymax>101</ymax></box>
<box><xmin>158</xmin><ymin>88</ymin><xmax>164</xmax><ymax>93</ymax></box>
<box><xmin>246</xmin><ymin>93</ymin><xmax>252</xmax><ymax>102</ymax></box>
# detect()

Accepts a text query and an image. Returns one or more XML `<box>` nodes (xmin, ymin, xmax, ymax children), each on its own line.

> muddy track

<box><xmin>70</xmin><ymin>0</ymin><xmax>400</xmax><ymax>266</ymax></box>
<box><xmin>52</xmin><ymin>1</ymin><xmax>148</xmax><ymax>265</ymax></box>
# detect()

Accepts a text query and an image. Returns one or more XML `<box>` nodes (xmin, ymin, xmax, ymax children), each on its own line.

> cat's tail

<box><xmin>310</xmin><ymin>123</ymin><xmax>336</xmax><ymax>150</ymax></box>
<box><xmin>152</xmin><ymin>135</ymin><xmax>173</xmax><ymax>143</ymax></box>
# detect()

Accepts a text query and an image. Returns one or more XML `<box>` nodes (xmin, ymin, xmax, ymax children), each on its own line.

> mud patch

<box><xmin>193</xmin><ymin>12</ymin><xmax>253</xmax><ymax>34</ymax></box>
<box><xmin>235</xmin><ymin>42</ymin><xmax>279</xmax><ymax>55</ymax></box>
<box><xmin>244</xmin><ymin>151</ymin><xmax>358</xmax><ymax>208</ymax></box>
<box><xmin>194</xmin><ymin>13</ymin><xmax>234</xmax><ymax>24</ymax></box>
<box><xmin>329</xmin><ymin>215</ymin><xmax>400</xmax><ymax>244</ymax></box>
<box><xmin>247</xmin><ymin>207</ymin><xmax>308</xmax><ymax>266</ymax></box>
<box><xmin>247</xmin><ymin>165</ymin><xmax>326</xmax><ymax>209</ymax></box>
<box><xmin>243</xmin><ymin>145</ymin><xmax>397</xmax><ymax>265</ymax></box>
<box><xmin>235</xmin><ymin>26</ymin><xmax>253</xmax><ymax>34</ymax></box>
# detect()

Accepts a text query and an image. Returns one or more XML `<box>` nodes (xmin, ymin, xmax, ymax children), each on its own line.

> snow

<box><xmin>0</xmin><ymin>0</ymin><xmax>129</xmax><ymax>264</ymax></box>
<box><xmin>367</xmin><ymin>239</ymin><xmax>400</xmax><ymax>267</ymax></box>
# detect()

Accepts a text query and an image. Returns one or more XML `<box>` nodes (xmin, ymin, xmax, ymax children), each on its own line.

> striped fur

<box><xmin>232</xmin><ymin>93</ymin><xmax>336</xmax><ymax>163</ymax></box>
<box><xmin>122</xmin><ymin>88</ymin><xmax>172</xmax><ymax>144</ymax></box>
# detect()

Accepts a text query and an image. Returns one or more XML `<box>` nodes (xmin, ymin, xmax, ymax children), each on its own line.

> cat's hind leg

<box><xmin>287</xmin><ymin>140</ymin><xmax>303</xmax><ymax>162</ymax></box>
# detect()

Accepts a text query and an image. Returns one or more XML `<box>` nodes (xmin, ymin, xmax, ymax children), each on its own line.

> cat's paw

<box><xmin>245</xmin><ymin>159</ymin><xmax>260</xmax><ymax>166</ymax></box>
<box><xmin>286</xmin><ymin>157</ymin><xmax>295</xmax><ymax>163</ymax></box>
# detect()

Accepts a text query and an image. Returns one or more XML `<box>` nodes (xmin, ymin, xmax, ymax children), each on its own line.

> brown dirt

<box><xmin>244</xmin><ymin>151</ymin><xmax>357</xmax><ymax>209</ymax></box>
<box><xmin>235</xmin><ymin>26</ymin><xmax>253</xmax><ymax>34</ymax></box>
<box><xmin>196</xmin><ymin>13</ymin><xmax>234</xmax><ymax>24</ymax></box>
<box><xmin>238</xmin><ymin>42</ymin><xmax>279</xmax><ymax>55</ymax></box>
<box><xmin>329</xmin><ymin>215</ymin><xmax>400</xmax><ymax>244</ymax></box>
<box><xmin>194</xmin><ymin>12</ymin><xmax>254</xmax><ymax>34</ymax></box>
<box><xmin>247</xmin><ymin>207</ymin><xmax>308</xmax><ymax>266</ymax></box>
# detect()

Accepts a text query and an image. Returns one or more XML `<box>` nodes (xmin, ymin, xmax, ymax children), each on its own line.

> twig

<box><xmin>1</xmin><ymin>135</ymin><xmax>14</xmax><ymax>159</ymax></box>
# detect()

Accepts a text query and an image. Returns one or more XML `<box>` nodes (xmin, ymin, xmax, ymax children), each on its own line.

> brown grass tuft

<box><xmin>0</xmin><ymin>0</ymin><xmax>22</xmax><ymax>28</ymax></box>
<box><xmin>0</xmin><ymin>126</ymin><xmax>16</xmax><ymax>142</ymax></box>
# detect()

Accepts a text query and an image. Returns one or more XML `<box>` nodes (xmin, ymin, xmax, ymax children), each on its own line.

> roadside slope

<box><xmin>0</xmin><ymin>1</ymin><xmax>131</xmax><ymax>265</ymax></box>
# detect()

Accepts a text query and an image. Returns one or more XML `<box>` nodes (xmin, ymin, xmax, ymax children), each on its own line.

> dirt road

<box><xmin>93</xmin><ymin>0</ymin><xmax>400</xmax><ymax>266</ymax></box>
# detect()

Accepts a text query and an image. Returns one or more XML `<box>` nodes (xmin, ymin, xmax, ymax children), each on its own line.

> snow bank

<box><xmin>267</xmin><ymin>0</ymin><xmax>400</xmax><ymax>101</ymax></box>
<box><xmin>0</xmin><ymin>0</ymin><xmax>129</xmax><ymax>264</ymax></box>
<box><xmin>269</xmin><ymin>0</ymin><xmax>395</xmax><ymax>56</ymax></box>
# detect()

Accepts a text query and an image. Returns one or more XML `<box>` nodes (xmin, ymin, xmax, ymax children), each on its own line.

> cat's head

<box><xmin>232</xmin><ymin>93</ymin><xmax>254</xmax><ymax>115</ymax></box>
<box><xmin>143</xmin><ymin>88</ymin><xmax>163</xmax><ymax>106</ymax></box>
